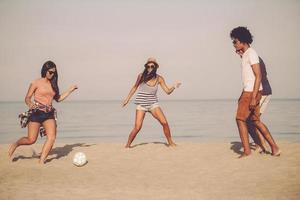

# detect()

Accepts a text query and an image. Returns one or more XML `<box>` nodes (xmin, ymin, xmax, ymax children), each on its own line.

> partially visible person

<box><xmin>247</xmin><ymin>57</ymin><xmax>272</xmax><ymax>153</ymax></box>
<box><xmin>8</xmin><ymin>61</ymin><xmax>78</xmax><ymax>164</ymax></box>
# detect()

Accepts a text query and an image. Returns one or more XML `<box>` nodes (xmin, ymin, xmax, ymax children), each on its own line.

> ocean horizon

<box><xmin>1</xmin><ymin>99</ymin><xmax>300</xmax><ymax>144</ymax></box>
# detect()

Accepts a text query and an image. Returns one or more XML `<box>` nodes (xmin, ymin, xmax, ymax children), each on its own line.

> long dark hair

<box><xmin>41</xmin><ymin>60</ymin><xmax>60</xmax><ymax>102</ymax></box>
<box><xmin>138</xmin><ymin>62</ymin><xmax>159</xmax><ymax>85</ymax></box>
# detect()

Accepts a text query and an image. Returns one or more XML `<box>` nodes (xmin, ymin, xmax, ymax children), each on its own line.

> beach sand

<box><xmin>0</xmin><ymin>141</ymin><xmax>299</xmax><ymax>200</ymax></box>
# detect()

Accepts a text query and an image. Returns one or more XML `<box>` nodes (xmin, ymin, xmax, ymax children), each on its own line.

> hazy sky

<box><xmin>0</xmin><ymin>0</ymin><xmax>299</xmax><ymax>101</ymax></box>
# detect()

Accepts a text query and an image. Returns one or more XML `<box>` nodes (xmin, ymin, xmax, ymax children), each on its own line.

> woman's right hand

<box><xmin>28</xmin><ymin>102</ymin><xmax>37</xmax><ymax>110</ymax></box>
<box><xmin>122</xmin><ymin>99</ymin><xmax>129</xmax><ymax>107</ymax></box>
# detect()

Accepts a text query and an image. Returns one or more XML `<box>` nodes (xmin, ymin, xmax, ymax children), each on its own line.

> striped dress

<box><xmin>135</xmin><ymin>78</ymin><xmax>159</xmax><ymax>108</ymax></box>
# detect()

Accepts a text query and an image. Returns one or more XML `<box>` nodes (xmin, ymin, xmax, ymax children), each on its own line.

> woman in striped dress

<box><xmin>122</xmin><ymin>57</ymin><xmax>181</xmax><ymax>148</ymax></box>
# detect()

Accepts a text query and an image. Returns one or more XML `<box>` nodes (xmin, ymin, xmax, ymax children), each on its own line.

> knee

<box><xmin>134</xmin><ymin>125</ymin><xmax>142</xmax><ymax>132</ymax></box>
<box><xmin>252</xmin><ymin>120</ymin><xmax>262</xmax><ymax>127</ymax></box>
<box><xmin>160</xmin><ymin>121</ymin><xmax>169</xmax><ymax>127</ymax></box>
<box><xmin>236</xmin><ymin>119</ymin><xmax>245</xmax><ymax>124</ymax></box>
<box><xmin>236</xmin><ymin>119</ymin><xmax>248</xmax><ymax>128</ymax></box>
<box><xmin>27</xmin><ymin>137</ymin><xmax>37</xmax><ymax>145</ymax></box>
<box><xmin>47</xmin><ymin>134</ymin><xmax>56</xmax><ymax>143</ymax></box>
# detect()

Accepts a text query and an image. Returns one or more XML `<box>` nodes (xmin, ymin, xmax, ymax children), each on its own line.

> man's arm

<box><xmin>250</xmin><ymin>63</ymin><xmax>262</xmax><ymax>109</ymax></box>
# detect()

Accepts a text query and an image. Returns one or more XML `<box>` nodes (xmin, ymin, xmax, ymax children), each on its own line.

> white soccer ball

<box><xmin>73</xmin><ymin>152</ymin><xmax>87</xmax><ymax>167</ymax></box>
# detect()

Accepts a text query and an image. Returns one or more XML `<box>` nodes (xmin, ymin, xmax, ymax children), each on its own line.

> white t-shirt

<box><xmin>241</xmin><ymin>47</ymin><xmax>263</xmax><ymax>92</ymax></box>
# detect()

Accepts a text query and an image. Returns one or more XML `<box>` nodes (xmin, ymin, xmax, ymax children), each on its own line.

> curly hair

<box><xmin>230</xmin><ymin>26</ymin><xmax>253</xmax><ymax>44</ymax></box>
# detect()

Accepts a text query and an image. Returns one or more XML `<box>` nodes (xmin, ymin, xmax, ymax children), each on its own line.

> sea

<box><xmin>1</xmin><ymin>100</ymin><xmax>300</xmax><ymax>144</ymax></box>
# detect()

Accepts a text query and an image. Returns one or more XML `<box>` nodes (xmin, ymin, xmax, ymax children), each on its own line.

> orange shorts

<box><xmin>236</xmin><ymin>91</ymin><xmax>262</xmax><ymax>122</ymax></box>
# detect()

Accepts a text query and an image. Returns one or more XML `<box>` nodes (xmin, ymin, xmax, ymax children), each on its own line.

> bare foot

<box><xmin>168</xmin><ymin>142</ymin><xmax>177</xmax><ymax>147</ymax></box>
<box><xmin>8</xmin><ymin>143</ymin><xmax>18</xmax><ymax>157</ymax></box>
<box><xmin>254</xmin><ymin>145</ymin><xmax>268</xmax><ymax>154</ymax></box>
<box><xmin>254</xmin><ymin>145</ymin><xmax>262</xmax><ymax>152</ymax></box>
<box><xmin>253</xmin><ymin>144</ymin><xmax>260</xmax><ymax>151</ymax></box>
<box><xmin>38</xmin><ymin>159</ymin><xmax>46</xmax><ymax>164</ymax></box>
<box><xmin>271</xmin><ymin>148</ymin><xmax>281</xmax><ymax>157</ymax></box>
<box><xmin>125</xmin><ymin>145</ymin><xmax>132</xmax><ymax>148</ymax></box>
<box><xmin>259</xmin><ymin>149</ymin><xmax>267</xmax><ymax>154</ymax></box>
<box><xmin>238</xmin><ymin>153</ymin><xmax>251</xmax><ymax>159</ymax></box>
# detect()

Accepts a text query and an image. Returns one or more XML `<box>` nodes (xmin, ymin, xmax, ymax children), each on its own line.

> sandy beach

<box><xmin>0</xmin><ymin>141</ymin><xmax>299</xmax><ymax>200</ymax></box>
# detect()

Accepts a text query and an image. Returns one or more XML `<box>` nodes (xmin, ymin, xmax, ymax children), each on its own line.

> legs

<box><xmin>236</xmin><ymin>119</ymin><xmax>251</xmax><ymax>157</ymax></box>
<box><xmin>125</xmin><ymin>110</ymin><xmax>146</xmax><ymax>148</ymax></box>
<box><xmin>254</xmin><ymin>128</ymin><xmax>268</xmax><ymax>152</ymax></box>
<box><xmin>247</xmin><ymin>119</ymin><xmax>267</xmax><ymax>152</ymax></box>
<box><xmin>125</xmin><ymin>106</ymin><xmax>176</xmax><ymax>148</ymax></box>
<box><xmin>150</xmin><ymin>107</ymin><xmax>176</xmax><ymax>147</ymax></box>
<box><xmin>8</xmin><ymin>119</ymin><xmax>57</xmax><ymax>163</ymax></box>
<box><xmin>252</xmin><ymin>120</ymin><xmax>280</xmax><ymax>155</ymax></box>
<box><xmin>39</xmin><ymin>119</ymin><xmax>57</xmax><ymax>164</ymax></box>
<box><xmin>8</xmin><ymin>122</ymin><xmax>40</xmax><ymax>157</ymax></box>
<box><xmin>237</xmin><ymin>118</ymin><xmax>280</xmax><ymax>157</ymax></box>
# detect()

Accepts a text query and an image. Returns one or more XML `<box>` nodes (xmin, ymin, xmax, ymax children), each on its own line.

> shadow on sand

<box><xmin>230</xmin><ymin>141</ymin><xmax>244</xmax><ymax>155</ymax></box>
<box><xmin>230</xmin><ymin>141</ymin><xmax>263</xmax><ymax>156</ymax></box>
<box><xmin>12</xmin><ymin>143</ymin><xmax>94</xmax><ymax>163</ymax></box>
<box><xmin>130</xmin><ymin>141</ymin><xmax>169</xmax><ymax>148</ymax></box>
<box><xmin>12</xmin><ymin>153</ymin><xmax>40</xmax><ymax>162</ymax></box>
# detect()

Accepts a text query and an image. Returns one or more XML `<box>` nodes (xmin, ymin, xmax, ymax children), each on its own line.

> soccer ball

<box><xmin>73</xmin><ymin>152</ymin><xmax>87</xmax><ymax>167</ymax></box>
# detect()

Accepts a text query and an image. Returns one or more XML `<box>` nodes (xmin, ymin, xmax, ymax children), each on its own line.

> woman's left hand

<box><xmin>174</xmin><ymin>81</ymin><xmax>182</xmax><ymax>88</ymax></box>
<box><xmin>69</xmin><ymin>85</ymin><xmax>78</xmax><ymax>92</ymax></box>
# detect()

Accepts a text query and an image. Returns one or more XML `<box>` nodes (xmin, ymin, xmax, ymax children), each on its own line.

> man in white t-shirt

<box><xmin>236</xmin><ymin>51</ymin><xmax>272</xmax><ymax>153</ymax></box>
<box><xmin>230</xmin><ymin>26</ymin><xmax>280</xmax><ymax>158</ymax></box>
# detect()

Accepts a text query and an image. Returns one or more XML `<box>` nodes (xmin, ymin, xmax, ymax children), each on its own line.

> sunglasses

<box><xmin>146</xmin><ymin>64</ymin><xmax>156</xmax><ymax>69</ymax></box>
<box><xmin>48</xmin><ymin>70</ymin><xmax>56</xmax><ymax>75</ymax></box>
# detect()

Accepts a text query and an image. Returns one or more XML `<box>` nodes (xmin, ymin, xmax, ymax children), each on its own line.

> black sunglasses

<box><xmin>146</xmin><ymin>64</ymin><xmax>156</xmax><ymax>69</ymax></box>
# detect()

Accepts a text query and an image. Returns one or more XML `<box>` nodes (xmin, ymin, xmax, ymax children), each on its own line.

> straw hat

<box><xmin>145</xmin><ymin>57</ymin><xmax>159</xmax><ymax>67</ymax></box>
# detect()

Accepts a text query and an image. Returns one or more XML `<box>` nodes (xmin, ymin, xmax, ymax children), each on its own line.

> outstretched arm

<box><xmin>57</xmin><ymin>85</ymin><xmax>78</xmax><ymax>102</ymax></box>
<box><xmin>158</xmin><ymin>76</ymin><xmax>181</xmax><ymax>95</ymax></box>
<box><xmin>122</xmin><ymin>74</ymin><xmax>142</xmax><ymax>107</ymax></box>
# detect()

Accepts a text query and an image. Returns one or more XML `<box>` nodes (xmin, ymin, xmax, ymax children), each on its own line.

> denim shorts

<box><xmin>29</xmin><ymin>109</ymin><xmax>55</xmax><ymax>124</ymax></box>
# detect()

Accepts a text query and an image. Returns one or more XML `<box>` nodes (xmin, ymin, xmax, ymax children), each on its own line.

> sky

<box><xmin>0</xmin><ymin>0</ymin><xmax>299</xmax><ymax>101</ymax></box>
